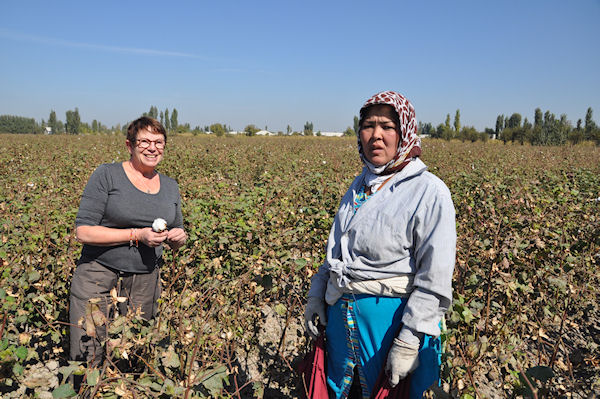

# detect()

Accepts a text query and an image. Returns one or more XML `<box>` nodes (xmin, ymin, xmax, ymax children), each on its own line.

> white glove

<box><xmin>304</xmin><ymin>296</ymin><xmax>327</xmax><ymax>340</ymax></box>
<box><xmin>385</xmin><ymin>338</ymin><xmax>420</xmax><ymax>387</ymax></box>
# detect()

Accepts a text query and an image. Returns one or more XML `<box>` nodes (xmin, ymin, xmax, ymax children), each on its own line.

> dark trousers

<box><xmin>69</xmin><ymin>261</ymin><xmax>161</xmax><ymax>365</ymax></box>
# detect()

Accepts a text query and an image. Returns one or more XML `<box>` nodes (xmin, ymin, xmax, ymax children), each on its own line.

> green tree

<box><xmin>584</xmin><ymin>107</ymin><xmax>596</xmax><ymax>140</ymax></box>
<box><xmin>160</xmin><ymin>111</ymin><xmax>164</xmax><ymax>125</ymax></box>
<box><xmin>210</xmin><ymin>123</ymin><xmax>226</xmax><ymax>137</ymax></box>
<box><xmin>303</xmin><ymin>121</ymin><xmax>314</xmax><ymax>136</ymax></box>
<box><xmin>65</xmin><ymin>108</ymin><xmax>81</xmax><ymax>134</ymax></box>
<box><xmin>534</xmin><ymin>108</ymin><xmax>543</xmax><ymax>128</ymax></box>
<box><xmin>164</xmin><ymin>108</ymin><xmax>170</xmax><ymax>132</ymax></box>
<box><xmin>418</xmin><ymin>122</ymin><xmax>434</xmax><ymax>136</ymax></box>
<box><xmin>353</xmin><ymin>116</ymin><xmax>360</xmax><ymax>134</ymax></box>
<box><xmin>343</xmin><ymin>127</ymin><xmax>355</xmax><ymax>136</ymax></box>
<box><xmin>441</xmin><ymin>114</ymin><xmax>453</xmax><ymax>140</ymax></box>
<box><xmin>521</xmin><ymin>117</ymin><xmax>532</xmax><ymax>144</ymax></box>
<box><xmin>432</xmin><ymin>124</ymin><xmax>443</xmax><ymax>139</ymax></box>
<box><xmin>495</xmin><ymin>115</ymin><xmax>504</xmax><ymax>138</ymax></box>
<box><xmin>286</xmin><ymin>125</ymin><xmax>292</xmax><ymax>135</ymax></box>
<box><xmin>244</xmin><ymin>124</ymin><xmax>260</xmax><ymax>136</ymax></box>
<box><xmin>568</xmin><ymin>118</ymin><xmax>585</xmax><ymax>144</ymax></box>
<box><xmin>459</xmin><ymin>126</ymin><xmax>479</xmax><ymax>142</ymax></box>
<box><xmin>537</xmin><ymin>111</ymin><xmax>569</xmax><ymax>145</ymax></box>
<box><xmin>454</xmin><ymin>109</ymin><xmax>461</xmax><ymax>133</ymax></box>
<box><xmin>48</xmin><ymin>110</ymin><xmax>58</xmax><ymax>134</ymax></box>
<box><xmin>170</xmin><ymin>108</ymin><xmax>178</xmax><ymax>132</ymax></box>
<box><xmin>499</xmin><ymin>127</ymin><xmax>513</xmax><ymax>144</ymax></box>
<box><xmin>0</xmin><ymin>115</ymin><xmax>38</xmax><ymax>133</ymax></box>
<box><xmin>507</xmin><ymin>113</ymin><xmax>522</xmax><ymax>129</ymax></box>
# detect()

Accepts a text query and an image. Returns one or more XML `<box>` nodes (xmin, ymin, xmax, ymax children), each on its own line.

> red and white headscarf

<box><xmin>358</xmin><ymin>91</ymin><xmax>422</xmax><ymax>179</ymax></box>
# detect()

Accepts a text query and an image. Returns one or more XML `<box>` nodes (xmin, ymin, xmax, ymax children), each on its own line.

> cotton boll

<box><xmin>152</xmin><ymin>218</ymin><xmax>167</xmax><ymax>232</ymax></box>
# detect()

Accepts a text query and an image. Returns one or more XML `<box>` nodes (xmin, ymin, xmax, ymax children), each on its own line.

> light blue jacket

<box><xmin>308</xmin><ymin>158</ymin><xmax>456</xmax><ymax>337</ymax></box>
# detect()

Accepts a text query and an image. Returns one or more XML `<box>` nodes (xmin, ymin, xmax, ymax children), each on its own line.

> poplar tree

<box><xmin>164</xmin><ymin>108</ymin><xmax>170</xmax><ymax>132</ymax></box>
<box><xmin>495</xmin><ymin>115</ymin><xmax>504</xmax><ymax>136</ymax></box>
<box><xmin>170</xmin><ymin>108</ymin><xmax>178</xmax><ymax>132</ymax></box>
<box><xmin>534</xmin><ymin>108</ymin><xmax>543</xmax><ymax>128</ymax></box>
<box><xmin>585</xmin><ymin>107</ymin><xmax>595</xmax><ymax>140</ymax></box>
<box><xmin>454</xmin><ymin>109</ymin><xmax>461</xmax><ymax>132</ymax></box>
<box><xmin>48</xmin><ymin>110</ymin><xmax>58</xmax><ymax>134</ymax></box>
<box><xmin>303</xmin><ymin>121</ymin><xmax>314</xmax><ymax>136</ymax></box>
<box><xmin>65</xmin><ymin>108</ymin><xmax>81</xmax><ymax>134</ymax></box>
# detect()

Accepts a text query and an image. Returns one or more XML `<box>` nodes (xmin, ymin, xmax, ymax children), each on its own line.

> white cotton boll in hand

<box><xmin>152</xmin><ymin>218</ymin><xmax>167</xmax><ymax>232</ymax></box>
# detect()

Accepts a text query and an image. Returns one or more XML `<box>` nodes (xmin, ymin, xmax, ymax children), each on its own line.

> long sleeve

<box><xmin>400</xmin><ymin>182</ymin><xmax>456</xmax><ymax>337</ymax></box>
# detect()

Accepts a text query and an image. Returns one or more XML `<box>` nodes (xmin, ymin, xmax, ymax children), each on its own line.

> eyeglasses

<box><xmin>136</xmin><ymin>139</ymin><xmax>165</xmax><ymax>149</ymax></box>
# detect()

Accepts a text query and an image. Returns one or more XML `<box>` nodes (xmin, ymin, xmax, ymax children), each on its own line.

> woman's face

<box><xmin>359</xmin><ymin>104</ymin><xmax>400</xmax><ymax>166</ymax></box>
<box><xmin>126</xmin><ymin>128</ymin><xmax>165</xmax><ymax>171</ymax></box>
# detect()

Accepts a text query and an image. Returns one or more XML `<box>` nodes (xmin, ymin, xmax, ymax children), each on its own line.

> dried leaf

<box><xmin>84</xmin><ymin>302</ymin><xmax>107</xmax><ymax>338</ymax></box>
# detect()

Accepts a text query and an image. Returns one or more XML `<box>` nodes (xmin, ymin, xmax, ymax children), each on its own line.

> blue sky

<box><xmin>1</xmin><ymin>1</ymin><xmax>598</xmax><ymax>132</ymax></box>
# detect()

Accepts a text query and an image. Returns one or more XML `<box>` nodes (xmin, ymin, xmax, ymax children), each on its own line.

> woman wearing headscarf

<box><xmin>70</xmin><ymin>116</ymin><xmax>187</xmax><ymax>367</ymax></box>
<box><xmin>304</xmin><ymin>91</ymin><xmax>456</xmax><ymax>398</ymax></box>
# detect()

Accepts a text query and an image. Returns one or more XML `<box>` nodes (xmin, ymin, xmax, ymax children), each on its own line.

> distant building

<box><xmin>320</xmin><ymin>131</ymin><xmax>344</xmax><ymax>137</ymax></box>
<box><xmin>255</xmin><ymin>130</ymin><xmax>273</xmax><ymax>136</ymax></box>
<box><xmin>44</xmin><ymin>127</ymin><xmax>53</xmax><ymax>135</ymax></box>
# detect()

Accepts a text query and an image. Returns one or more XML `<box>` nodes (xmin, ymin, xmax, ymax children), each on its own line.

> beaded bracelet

<box><xmin>129</xmin><ymin>228</ymin><xmax>139</xmax><ymax>248</ymax></box>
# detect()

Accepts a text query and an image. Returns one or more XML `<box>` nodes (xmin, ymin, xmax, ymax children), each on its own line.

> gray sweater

<box><xmin>75</xmin><ymin>162</ymin><xmax>183</xmax><ymax>273</ymax></box>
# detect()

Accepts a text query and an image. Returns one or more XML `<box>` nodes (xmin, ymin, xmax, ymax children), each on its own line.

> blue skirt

<box><xmin>325</xmin><ymin>294</ymin><xmax>441</xmax><ymax>399</ymax></box>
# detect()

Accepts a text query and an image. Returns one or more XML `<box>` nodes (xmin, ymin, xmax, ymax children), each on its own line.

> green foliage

<box><xmin>164</xmin><ymin>108</ymin><xmax>170</xmax><ymax>131</ymax></box>
<box><xmin>48</xmin><ymin>110</ymin><xmax>59</xmax><ymax>134</ymax></box>
<box><xmin>0</xmin><ymin>115</ymin><xmax>39</xmax><ymax>134</ymax></box>
<box><xmin>458</xmin><ymin>126</ymin><xmax>479</xmax><ymax>142</ymax></box>
<box><xmin>343</xmin><ymin>127</ymin><xmax>355</xmax><ymax>136</ymax></box>
<box><xmin>209</xmin><ymin>123</ymin><xmax>226</xmax><ymax>137</ymax></box>
<box><xmin>65</xmin><ymin>108</ymin><xmax>81</xmax><ymax>134</ymax></box>
<box><xmin>454</xmin><ymin>109</ymin><xmax>461</xmax><ymax>133</ymax></box>
<box><xmin>244</xmin><ymin>124</ymin><xmax>260</xmax><ymax>136</ymax></box>
<box><xmin>170</xmin><ymin>108</ymin><xmax>178</xmax><ymax>133</ymax></box>
<box><xmin>303</xmin><ymin>121</ymin><xmax>314</xmax><ymax>136</ymax></box>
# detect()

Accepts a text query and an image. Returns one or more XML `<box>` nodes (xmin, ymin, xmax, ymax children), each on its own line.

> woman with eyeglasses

<box><xmin>69</xmin><ymin>116</ymin><xmax>186</xmax><ymax>370</ymax></box>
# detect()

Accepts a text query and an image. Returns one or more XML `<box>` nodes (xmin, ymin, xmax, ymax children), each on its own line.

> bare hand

<box><xmin>137</xmin><ymin>227</ymin><xmax>168</xmax><ymax>247</ymax></box>
<box><xmin>166</xmin><ymin>228</ymin><xmax>187</xmax><ymax>250</ymax></box>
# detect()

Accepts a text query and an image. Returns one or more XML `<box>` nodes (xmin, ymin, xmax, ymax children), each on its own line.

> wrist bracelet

<box><xmin>129</xmin><ymin>228</ymin><xmax>138</xmax><ymax>248</ymax></box>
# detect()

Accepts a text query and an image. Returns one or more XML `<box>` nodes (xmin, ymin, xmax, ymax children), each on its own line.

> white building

<box><xmin>255</xmin><ymin>130</ymin><xmax>273</xmax><ymax>136</ymax></box>
<box><xmin>319</xmin><ymin>131</ymin><xmax>344</xmax><ymax>137</ymax></box>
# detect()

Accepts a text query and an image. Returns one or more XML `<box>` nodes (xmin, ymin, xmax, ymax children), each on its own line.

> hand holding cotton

<box><xmin>152</xmin><ymin>218</ymin><xmax>167</xmax><ymax>232</ymax></box>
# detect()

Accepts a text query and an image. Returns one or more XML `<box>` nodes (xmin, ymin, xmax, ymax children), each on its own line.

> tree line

<box><xmin>417</xmin><ymin>107</ymin><xmax>600</xmax><ymax>145</ymax></box>
<box><xmin>1</xmin><ymin>105</ymin><xmax>599</xmax><ymax>146</ymax></box>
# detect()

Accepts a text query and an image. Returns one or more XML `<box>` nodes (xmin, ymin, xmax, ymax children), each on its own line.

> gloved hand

<box><xmin>304</xmin><ymin>296</ymin><xmax>327</xmax><ymax>340</ymax></box>
<box><xmin>385</xmin><ymin>338</ymin><xmax>420</xmax><ymax>387</ymax></box>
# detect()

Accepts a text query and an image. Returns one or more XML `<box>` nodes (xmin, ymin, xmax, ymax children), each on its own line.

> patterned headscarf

<box><xmin>358</xmin><ymin>91</ymin><xmax>421</xmax><ymax>177</ymax></box>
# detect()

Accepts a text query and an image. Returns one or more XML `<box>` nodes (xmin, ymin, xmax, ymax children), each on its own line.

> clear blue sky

<box><xmin>1</xmin><ymin>0</ymin><xmax>598</xmax><ymax>132</ymax></box>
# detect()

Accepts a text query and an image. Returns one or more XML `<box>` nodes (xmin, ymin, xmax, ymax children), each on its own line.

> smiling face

<box><xmin>126</xmin><ymin>128</ymin><xmax>165</xmax><ymax>172</ymax></box>
<box><xmin>359</xmin><ymin>104</ymin><xmax>401</xmax><ymax>166</ymax></box>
